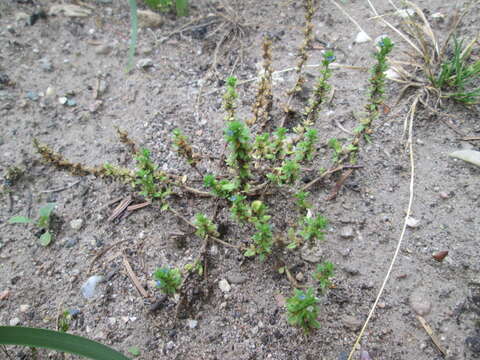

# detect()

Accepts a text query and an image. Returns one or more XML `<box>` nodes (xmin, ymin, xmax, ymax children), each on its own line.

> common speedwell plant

<box><xmin>9</xmin><ymin>203</ymin><xmax>56</xmax><ymax>246</ymax></box>
<box><xmin>33</xmin><ymin>0</ymin><xmax>395</xmax><ymax>333</ymax></box>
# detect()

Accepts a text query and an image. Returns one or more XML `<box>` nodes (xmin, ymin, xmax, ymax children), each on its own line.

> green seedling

<box><xmin>294</xmin><ymin>191</ymin><xmax>312</xmax><ymax>211</ymax></box>
<box><xmin>432</xmin><ymin>37</ymin><xmax>480</xmax><ymax>104</ymax></box>
<box><xmin>9</xmin><ymin>203</ymin><xmax>56</xmax><ymax>246</ymax></box>
<box><xmin>184</xmin><ymin>260</ymin><xmax>203</xmax><ymax>276</ymax></box>
<box><xmin>57</xmin><ymin>310</ymin><xmax>72</xmax><ymax>333</ymax></box>
<box><xmin>304</xmin><ymin>50</ymin><xmax>335</xmax><ymax>123</ymax></box>
<box><xmin>314</xmin><ymin>261</ymin><xmax>335</xmax><ymax>292</ymax></box>
<box><xmin>204</xmin><ymin>174</ymin><xmax>238</xmax><ymax>199</ymax></box>
<box><xmin>286</xmin><ymin>288</ymin><xmax>321</xmax><ymax>332</ymax></box>
<box><xmin>194</xmin><ymin>213</ymin><xmax>219</xmax><ymax>238</ymax></box>
<box><xmin>225</xmin><ymin>120</ymin><xmax>252</xmax><ymax>185</ymax></box>
<box><xmin>268</xmin><ymin>160</ymin><xmax>300</xmax><ymax>185</ymax></box>
<box><xmin>172</xmin><ymin>129</ymin><xmax>198</xmax><ymax>166</ymax></box>
<box><xmin>295</xmin><ymin>128</ymin><xmax>318</xmax><ymax>162</ymax></box>
<box><xmin>230</xmin><ymin>195</ymin><xmax>251</xmax><ymax>223</ymax></box>
<box><xmin>300</xmin><ymin>215</ymin><xmax>328</xmax><ymax>243</ymax></box>
<box><xmin>135</xmin><ymin>148</ymin><xmax>170</xmax><ymax>201</ymax></box>
<box><xmin>145</xmin><ymin>0</ymin><xmax>189</xmax><ymax>16</ymax></box>
<box><xmin>154</xmin><ymin>267</ymin><xmax>182</xmax><ymax>295</ymax></box>
<box><xmin>244</xmin><ymin>221</ymin><xmax>273</xmax><ymax>261</ymax></box>
<box><xmin>328</xmin><ymin>138</ymin><xmax>342</xmax><ymax>163</ymax></box>
<box><xmin>223</xmin><ymin>76</ymin><xmax>238</xmax><ymax>122</ymax></box>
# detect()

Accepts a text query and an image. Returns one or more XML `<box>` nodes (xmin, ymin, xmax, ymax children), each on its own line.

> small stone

<box><xmin>108</xmin><ymin>317</ymin><xmax>117</xmax><ymax>325</ymax></box>
<box><xmin>81</xmin><ymin>275</ymin><xmax>104</xmax><ymax>299</ymax></box>
<box><xmin>344</xmin><ymin>265</ymin><xmax>359</xmax><ymax>275</ymax></box>
<box><xmin>70</xmin><ymin>218</ymin><xmax>83</xmax><ymax>231</ymax></box>
<box><xmin>340</xmin><ymin>225</ymin><xmax>354</xmax><ymax>239</ymax></box>
<box><xmin>137</xmin><ymin>10</ymin><xmax>164</xmax><ymax>28</ymax></box>
<box><xmin>409</xmin><ymin>289</ymin><xmax>432</xmax><ymax>315</ymax></box>
<box><xmin>165</xmin><ymin>341</ymin><xmax>175</xmax><ymax>351</ymax></box>
<box><xmin>439</xmin><ymin>191</ymin><xmax>449</xmax><ymax>199</ymax></box>
<box><xmin>219</xmin><ymin>279</ymin><xmax>231</xmax><ymax>293</ymax></box>
<box><xmin>360</xmin><ymin>350</ymin><xmax>372</xmax><ymax>360</ymax></box>
<box><xmin>0</xmin><ymin>289</ymin><xmax>11</xmax><ymax>300</ymax></box>
<box><xmin>66</xmin><ymin>99</ymin><xmax>77</xmax><ymax>107</ymax></box>
<box><xmin>26</xmin><ymin>91</ymin><xmax>39</xmax><ymax>101</ymax></box>
<box><xmin>10</xmin><ymin>317</ymin><xmax>21</xmax><ymax>326</ymax></box>
<box><xmin>59</xmin><ymin>96</ymin><xmax>68</xmax><ymax>105</ymax></box>
<box><xmin>19</xmin><ymin>304</ymin><xmax>30</xmax><ymax>312</ymax></box>
<box><xmin>39</xmin><ymin>58</ymin><xmax>53</xmax><ymax>72</ymax></box>
<box><xmin>95</xmin><ymin>44</ymin><xmax>113</xmax><ymax>55</ymax></box>
<box><xmin>227</xmin><ymin>273</ymin><xmax>247</xmax><ymax>284</ymax></box>
<box><xmin>137</xmin><ymin>58</ymin><xmax>154</xmax><ymax>69</ymax></box>
<box><xmin>295</xmin><ymin>272</ymin><xmax>304</xmax><ymax>282</ymax></box>
<box><xmin>341</xmin><ymin>315</ymin><xmax>362</xmax><ymax>330</ymax></box>
<box><xmin>210</xmin><ymin>245</ymin><xmax>219</xmax><ymax>256</ymax></box>
<box><xmin>187</xmin><ymin>319</ymin><xmax>198</xmax><ymax>329</ymax></box>
<box><xmin>251</xmin><ymin>326</ymin><xmax>259</xmax><ymax>335</ymax></box>
<box><xmin>140</xmin><ymin>46</ymin><xmax>153</xmax><ymax>55</ymax></box>
<box><xmin>406</xmin><ymin>217</ymin><xmax>420</xmax><ymax>228</ymax></box>
<box><xmin>354</xmin><ymin>31</ymin><xmax>371</xmax><ymax>44</ymax></box>
<box><xmin>300</xmin><ymin>245</ymin><xmax>323</xmax><ymax>263</ymax></box>
<box><xmin>45</xmin><ymin>86</ymin><xmax>56</xmax><ymax>98</ymax></box>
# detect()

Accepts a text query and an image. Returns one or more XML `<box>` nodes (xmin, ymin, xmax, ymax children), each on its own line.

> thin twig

<box><xmin>40</xmin><ymin>180</ymin><xmax>81</xmax><ymax>193</ymax></box>
<box><xmin>417</xmin><ymin>315</ymin><xmax>448</xmax><ymax>356</ymax></box>
<box><xmin>123</xmin><ymin>254</ymin><xmax>150</xmax><ymax>299</ymax></box>
<box><xmin>89</xmin><ymin>239</ymin><xmax>129</xmax><ymax>274</ymax></box>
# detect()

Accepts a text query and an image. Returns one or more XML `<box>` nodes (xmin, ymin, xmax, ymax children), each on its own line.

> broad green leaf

<box><xmin>0</xmin><ymin>326</ymin><xmax>129</xmax><ymax>360</ymax></box>
<box><xmin>8</xmin><ymin>216</ymin><xmax>32</xmax><ymax>224</ymax></box>
<box><xmin>39</xmin><ymin>231</ymin><xmax>52</xmax><ymax>246</ymax></box>
<box><xmin>244</xmin><ymin>248</ymin><xmax>256</xmax><ymax>257</ymax></box>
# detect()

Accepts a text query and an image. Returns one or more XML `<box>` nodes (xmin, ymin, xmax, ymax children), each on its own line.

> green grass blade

<box><xmin>176</xmin><ymin>0</ymin><xmax>188</xmax><ymax>16</ymax></box>
<box><xmin>127</xmin><ymin>0</ymin><xmax>138</xmax><ymax>72</ymax></box>
<box><xmin>0</xmin><ymin>326</ymin><xmax>130</xmax><ymax>360</ymax></box>
<box><xmin>8</xmin><ymin>216</ymin><xmax>32</xmax><ymax>224</ymax></box>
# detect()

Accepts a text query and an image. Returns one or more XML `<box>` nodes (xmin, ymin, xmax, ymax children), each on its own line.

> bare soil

<box><xmin>1</xmin><ymin>1</ymin><xmax>479</xmax><ymax>359</ymax></box>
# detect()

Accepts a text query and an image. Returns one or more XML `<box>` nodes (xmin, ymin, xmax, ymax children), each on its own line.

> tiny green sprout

<box><xmin>224</xmin><ymin>76</ymin><xmax>238</xmax><ymax>121</ymax></box>
<box><xmin>134</xmin><ymin>148</ymin><xmax>170</xmax><ymax>201</ymax></box>
<box><xmin>184</xmin><ymin>260</ymin><xmax>203</xmax><ymax>276</ymax></box>
<box><xmin>230</xmin><ymin>195</ymin><xmax>251</xmax><ymax>223</ymax></box>
<box><xmin>295</xmin><ymin>128</ymin><xmax>318</xmax><ymax>162</ymax></box>
<box><xmin>268</xmin><ymin>160</ymin><xmax>300</xmax><ymax>185</ymax></box>
<box><xmin>244</xmin><ymin>221</ymin><xmax>273</xmax><ymax>261</ymax></box>
<box><xmin>314</xmin><ymin>261</ymin><xmax>335</xmax><ymax>292</ymax></box>
<box><xmin>300</xmin><ymin>215</ymin><xmax>328</xmax><ymax>243</ymax></box>
<box><xmin>9</xmin><ymin>203</ymin><xmax>56</xmax><ymax>246</ymax></box>
<box><xmin>286</xmin><ymin>288</ymin><xmax>321</xmax><ymax>332</ymax></box>
<box><xmin>154</xmin><ymin>267</ymin><xmax>182</xmax><ymax>295</ymax></box>
<box><xmin>172</xmin><ymin>129</ymin><xmax>197</xmax><ymax>166</ymax></box>
<box><xmin>294</xmin><ymin>191</ymin><xmax>311</xmax><ymax>211</ymax></box>
<box><xmin>225</xmin><ymin>121</ymin><xmax>252</xmax><ymax>184</ymax></box>
<box><xmin>328</xmin><ymin>138</ymin><xmax>342</xmax><ymax>163</ymax></box>
<box><xmin>204</xmin><ymin>174</ymin><xmax>238</xmax><ymax>199</ymax></box>
<box><xmin>194</xmin><ymin>213</ymin><xmax>219</xmax><ymax>238</ymax></box>
<box><xmin>57</xmin><ymin>310</ymin><xmax>72</xmax><ymax>333</ymax></box>
<box><xmin>250</xmin><ymin>200</ymin><xmax>271</xmax><ymax>223</ymax></box>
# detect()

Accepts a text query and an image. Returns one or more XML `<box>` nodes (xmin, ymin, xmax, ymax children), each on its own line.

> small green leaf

<box><xmin>286</xmin><ymin>242</ymin><xmax>297</xmax><ymax>249</ymax></box>
<box><xmin>128</xmin><ymin>346</ymin><xmax>141</xmax><ymax>357</ymax></box>
<box><xmin>39</xmin><ymin>231</ymin><xmax>52</xmax><ymax>246</ymax></box>
<box><xmin>244</xmin><ymin>248</ymin><xmax>256</xmax><ymax>257</ymax></box>
<box><xmin>39</xmin><ymin>203</ymin><xmax>55</xmax><ymax>218</ymax></box>
<box><xmin>8</xmin><ymin>216</ymin><xmax>32</xmax><ymax>224</ymax></box>
<box><xmin>278</xmin><ymin>266</ymin><xmax>285</xmax><ymax>274</ymax></box>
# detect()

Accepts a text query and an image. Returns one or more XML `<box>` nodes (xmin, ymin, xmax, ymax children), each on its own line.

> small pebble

<box><xmin>26</xmin><ymin>91</ymin><xmax>39</xmax><ymax>101</ymax></box>
<box><xmin>439</xmin><ymin>191</ymin><xmax>449</xmax><ymax>199</ymax></box>
<box><xmin>187</xmin><ymin>319</ymin><xmax>198</xmax><ymax>329</ymax></box>
<box><xmin>10</xmin><ymin>317</ymin><xmax>21</xmax><ymax>326</ymax></box>
<box><xmin>300</xmin><ymin>245</ymin><xmax>323</xmax><ymax>263</ymax></box>
<box><xmin>70</xmin><ymin>218</ymin><xmax>83</xmax><ymax>231</ymax></box>
<box><xmin>19</xmin><ymin>304</ymin><xmax>30</xmax><ymax>312</ymax></box>
<box><xmin>0</xmin><ymin>289</ymin><xmax>10</xmax><ymax>300</ymax></box>
<box><xmin>39</xmin><ymin>58</ymin><xmax>53</xmax><ymax>72</ymax></box>
<box><xmin>227</xmin><ymin>273</ymin><xmax>247</xmax><ymax>285</ymax></box>
<box><xmin>81</xmin><ymin>275</ymin><xmax>104</xmax><ymax>299</ymax></box>
<box><xmin>340</xmin><ymin>225</ymin><xmax>354</xmax><ymax>239</ymax></box>
<box><xmin>295</xmin><ymin>272</ymin><xmax>304</xmax><ymax>282</ymax></box>
<box><xmin>354</xmin><ymin>31</ymin><xmax>371</xmax><ymax>44</ymax></box>
<box><xmin>219</xmin><ymin>279</ymin><xmax>231</xmax><ymax>293</ymax></box>
<box><xmin>341</xmin><ymin>315</ymin><xmax>362</xmax><ymax>330</ymax></box>
<box><xmin>95</xmin><ymin>44</ymin><xmax>113</xmax><ymax>55</ymax></box>
<box><xmin>137</xmin><ymin>58</ymin><xmax>154</xmax><ymax>69</ymax></box>
<box><xmin>344</xmin><ymin>265</ymin><xmax>359</xmax><ymax>276</ymax></box>
<box><xmin>165</xmin><ymin>341</ymin><xmax>175</xmax><ymax>351</ymax></box>
<box><xmin>409</xmin><ymin>289</ymin><xmax>432</xmax><ymax>315</ymax></box>
<box><xmin>406</xmin><ymin>217</ymin><xmax>420</xmax><ymax>228</ymax></box>
<box><xmin>58</xmin><ymin>96</ymin><xmax>68</xmax><ymax>105</ymax></box>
